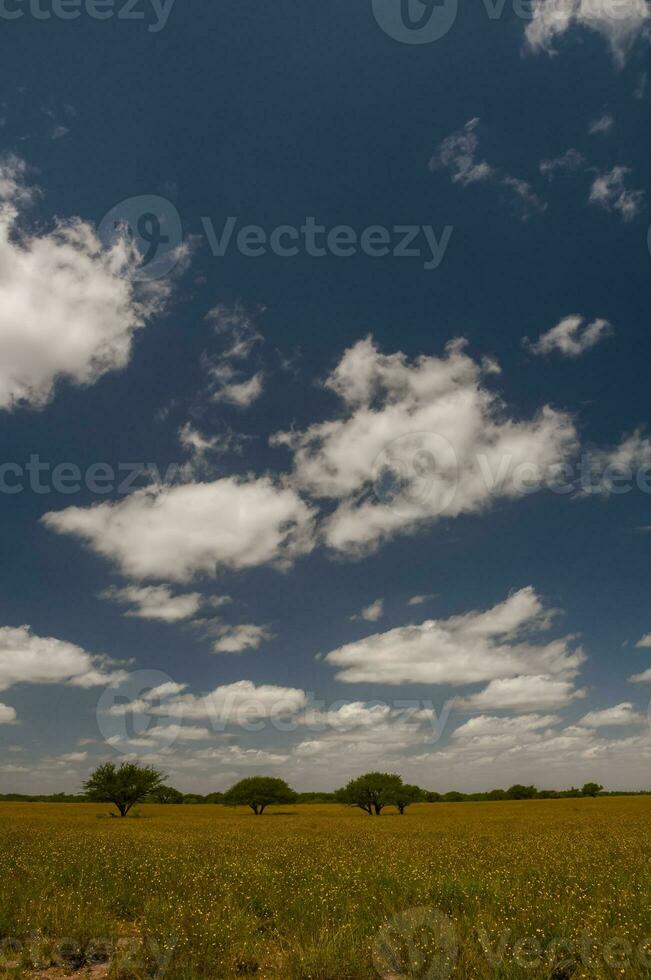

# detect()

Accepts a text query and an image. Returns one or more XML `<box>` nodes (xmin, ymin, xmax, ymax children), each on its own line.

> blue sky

<box><xmin>0</xmin><ymin>0</ymin><xmax>650</xmax><ymax>793</ymax></box>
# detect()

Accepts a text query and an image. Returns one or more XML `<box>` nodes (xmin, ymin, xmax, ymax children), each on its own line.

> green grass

<box><xmin>0</xmin><ymin>798</ymin><xmax>649</xmax><ymax>978</ymax></box>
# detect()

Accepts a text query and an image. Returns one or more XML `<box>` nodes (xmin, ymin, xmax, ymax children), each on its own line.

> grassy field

<box><xmin>0</xmin><ymin>798</ymin><xmax>649</xmax><ymax>979</ymax></box>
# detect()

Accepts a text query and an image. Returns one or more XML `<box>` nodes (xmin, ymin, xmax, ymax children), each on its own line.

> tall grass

<box><xmin>0</xmin><ymin>798</ymin><xmax>648</xmax><ymax>978</ymax></box>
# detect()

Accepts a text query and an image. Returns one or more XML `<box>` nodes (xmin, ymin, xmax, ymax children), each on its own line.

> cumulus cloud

<box><xmin>177</xmin><ymin>422</ymin><xmax>247</xmax><ymax>473</ymax></box>
<box><xmin>0</xmin><ymin>703</ymin><xmax>17</xmax><ymax>724</ymax></box>
<box><xmin>635</xmin><ymin>633</ymin><xmax>651</xmax><ymax>648</ymax></box>
<box><xmin>408</xmin><ymin>594</ymin><xmax>437</xmax><ymax>606</ymax></box>
<box><xmin>43</xmin><ymin>476</ymin><xmax>315</xmax><ymax>582</ymax></box>
<box><xmin>351</xmin><ymin>599</ymin><xmax>384</xmax><ymax>623</ymax></box>
<box><xmin>212</xmin><ymin>624</ymin><xmax>272</xmax><ymax>653</ymax></box>
<box><xmin>452</xmin><ymin>713</ymin><xmax>561</xmax><ymax>743</ymax></box>
<box><xmin>101</xmin><ymin>585</ymin><xmax>204</xmax><ymax>622</ymax></box>
<box><xmin>525</xmin><ymin>314</ymin><xmax>613</xmax><ymax>357</ymax></box>
<box><xmin>405</xmin><ymin>717</ymin><xmax>651</xmax><ymax>793</ymax></box>
<box><xmin>206</xmin><ymin>364</ymin><xmax>264</xmax><ymax>408</ymax></box>
<box><xmin>273</xmin><ymin>337</ymin><xmax>577</xmax><ymax>554</ymax></box>
<box><xmin>589</xmin><ymin>167</ymin><xmax>645</xmax><ymax>221</ymax></box>
<box><xmin>0</xmin><ymin>625</ymin><xmax>125</xmax><ymax>691</ymax></box>
<box><xmin>147</xmin><ymin>679</ymin><xmax>308</xmax><ymax>725</ymax></box>
<box><xmin>454</xmin><ymin>674</ymin><xmax>586</xmax><ymax>711</ymax></box>
<box><xmin>0</xmin><ymin>156</ymin><xmax>182</xmax><ymax>411</ymax></box>
<box><xmin>579</xmin><ymin>702</ymin><xmax>645</xmax><ymax>727</ymax></box>
<box><xmin>581</xmin><ymin>429</ymin><xmax>651</xmax><ymax>496</ymax></box>
<box><xmin>525</xmin><ymin>0</ymin><xmax>649</xmax><ymax>65</ymax></box>
<box><xmin>629</xmin><ymin>667</ymin><xmax>651</xmax><ymax>683</ymax></box>
<box><xmin>324</xmin><ymin>587</ymin><xmax>586</xmax><ymax>693</ymax></box>
<box><xmin>588</xmin><ymin>113</ymin><xmax>614</xmax><ymax>134</ymax></box>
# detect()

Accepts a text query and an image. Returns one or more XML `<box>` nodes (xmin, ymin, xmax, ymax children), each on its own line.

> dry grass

<box><xmin>0</xmin><ymin>798</ymin><xmax>649</xmax><ymax>978</ymax></box>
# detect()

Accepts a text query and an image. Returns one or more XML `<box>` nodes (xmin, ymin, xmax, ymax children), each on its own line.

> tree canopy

<box><xmin>335</xmin><ymin>772</ymin><xmax>406</xmax><ymax>815</ymax></box>
<box><xmin>389</xmin><ymin>782</ymin><xmax>425</xmax><ymax>814</ymax></box>
<box><xmin>83</xmin><ymin>762</ymin><xmax>164</xmax><ymax>817</ymax></box>
<box><xmin>581</xmin><ymin>782</ymin><xmax>604</xmax><ymax>797</ymax></box>
<box><xmin>223</xmin><ymin>776</ymin><xmax>297</xmax><ymax>814</ymax></box>
<box><xmin>151</xmin><ymin>785</ymin><xmax>184</xmax><ymax>804</ymax></box>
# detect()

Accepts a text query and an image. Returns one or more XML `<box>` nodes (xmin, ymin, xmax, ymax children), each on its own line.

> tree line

<box><xmin>65</xmin><ymin>762</ymin><xmax>619</xmax><ymax>818</ymax></box>
<box><xmin>3</xmin><ymin>764</ymin><xmax>635</xmax><ymax>817</ymax></box>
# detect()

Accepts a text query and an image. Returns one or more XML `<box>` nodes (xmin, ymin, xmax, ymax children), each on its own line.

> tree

<box><xmin>223</xmin><ymin>777</ymin><xmax>297</xmax><ymax>814</ymax></box>
<box><xmin>389</xmin><ymin>782</ymin><xmax>424</xmax><ymax>814</ymax></box>
<box><xmin>581</xmin><ymin>782</ymin><xmax>603</xmax><ymax>798</ymax></box>
<box><xmin>204</xmin><ymin>792</ymin><xmax>225</xmax><ymax>804</ymax></box>
<box><xmin>506</xmin><ymin>784</ymin><xmax>538</xmax><ymax>800</ymax></box>
<box><xmin>335</xmin><ymin>772</ymin><xmax>404</xmax><ymax>815</ymax></box>
<box><xmin>83</xmin><ymin>762</ymin><xmax>164</xmax><ymax>817</ymax></box>
<box><xmin>151</xmin><ymin>785</ymin><xmax>184</xmax><ymax>804</ymax></box>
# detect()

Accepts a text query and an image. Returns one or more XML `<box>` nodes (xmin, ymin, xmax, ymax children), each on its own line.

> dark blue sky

<box><xmin>0</xmin><ymin>0</ymin><xmax>650</xmax><ymax>792</ymax></box>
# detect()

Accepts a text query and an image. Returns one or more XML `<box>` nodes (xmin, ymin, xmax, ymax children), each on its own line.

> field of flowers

<box><xmin>0</xmin><ymin>798</ymin><xmax>649</xmax><ymax>979</ymax></box>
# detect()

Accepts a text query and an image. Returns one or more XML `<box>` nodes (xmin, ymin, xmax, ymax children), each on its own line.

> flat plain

<box><xmin>0</xmin><ymin>798</ymin><xmax>649</xmax><ymax>979</ymax></box>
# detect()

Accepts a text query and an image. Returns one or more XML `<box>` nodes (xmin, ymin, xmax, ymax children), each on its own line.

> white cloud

<box><xmin>109</xmin><ymin>724</ymin><xmax>214</xmax><ymax>748</ymax></box>
<box><xmin>52</xmin><ymin>751</ymin><xmax>88</xmax><ymax>764</ymax></box>
<box><xmin>579</xmin><ymin>702</ymin><xmax>644</xmax><ymax>727</ymax></box>
<box><xmin>636</xmin><ymin>633</ymin><xmax>651</xmax><ymax>648</ymax></box>
<box><xmin>148</xmin><ymin>679</ymin><xmax>308</xmax><ymax>725</ymax></box>
<box><xmin>0</xmin><ymin>703</ymin><xmax>17</xmax><ymax>724</ymax></box>
<box><xmin>0</xmin><ymin>156</ymin><xmax>180</xmax><ymax>411</ymax></box>
<box><xmin>207</xmin><ymin>364</ymin><xmax>264</xmax><ymax>408</ymax></box>
<box><xmin>403</xmin><ymin>719</ymin><xmax>651</xmax><ymax>794</ymax></box>
<box><xmin>454</xmin><ymin>674</ymin><xmax>586</xmax><ymax>711</ymax></box>
<box><xmin>589</xmin><ymin>167</ymin><xmax>645</xmax><ymax>221</ymax></box>
<box><xmin>212</xmin><ymin>624</ymin><xmax>272</xmax><ymax>653</ymax></box>
<box><xmin>539</xmin><ymin>148</ymin><xmax>585</xmax><ymax>179</ymax></box>
<box><xmin>351</xmin><ymin>599</ymin><xmax>384</xmax><ymax>623</ymax></box>
<box><xmin>101</xmin><ymin>585</ymin><xmax>204</xmax><ymax>622</ymax></box>
<box><xmin>429</xmin><ymin>118</ymin><xmax>493</xmax><ymax>185</ymax></box>
<box><xmin>588</xmin><ymin>113</ymin><xmax>614</xmax><ymax>134</ymax></box>
<box><xmin>452</xmin><ymin>713</ymin><xmax>561</xmax><ymax>743</ymax></box>
<box><xmin>582</xmin><ymin>429</ymin><xmax>651</xmax><ymax>496</ymax></box>
<box><xmin>324</xmin><ymin>587</ymin><xmax>586</xmax><ymax>690</ymax></box>
<box><xmin>43</xmin><ymin>476</ymin><xmax>315</xmax><ymax>582</ymax></box>
<box><xmin>0</xmin><ymin>625</ymin><xmax>125</xmax><ymax>691</ymax></box>
<box><xmin>408</xmin><ymin>594</ymin><xmax>437</xmax><ymax>606</ymax></box>
<box><xmin>431</xmin><ymin>121</ymin><xmax>546</xmax><ymax>219</ymax></box>
<box><xmin>201</xmin><ymin>302</ymin><xmax>265</xmax><ymax>407</ymax></box>
<box><xmin>207</xmin><ymin>302</ymin><xmax>264</xmax><ymax>359</ymax></box>
<box><xmin>274</xmin><ymin>337</ymin><xmax>577</xmax><ymax>554</ymax></box>
<box><xmin>629</xmin><ymin>667</ymin><xmax>651</xmax><ymax>683</ymax></box>
<box><xmin>525</xmin><ymin>0</ymin><xmax>649</xmax><ymax>65</ymax></box>
<box><xmin>500</xmin><ymin>176</ymin><xmax>547</xmax><ymax>219</ymax></box>
<box><xmin>192</xmin><ymin>745</ymin><xmax>290</xmax><ymax>767</ymax></box>
<box><xmin>525</xmin><ymin>314</ymin><xmax>613</xmax><ymax>357</ymax></box>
